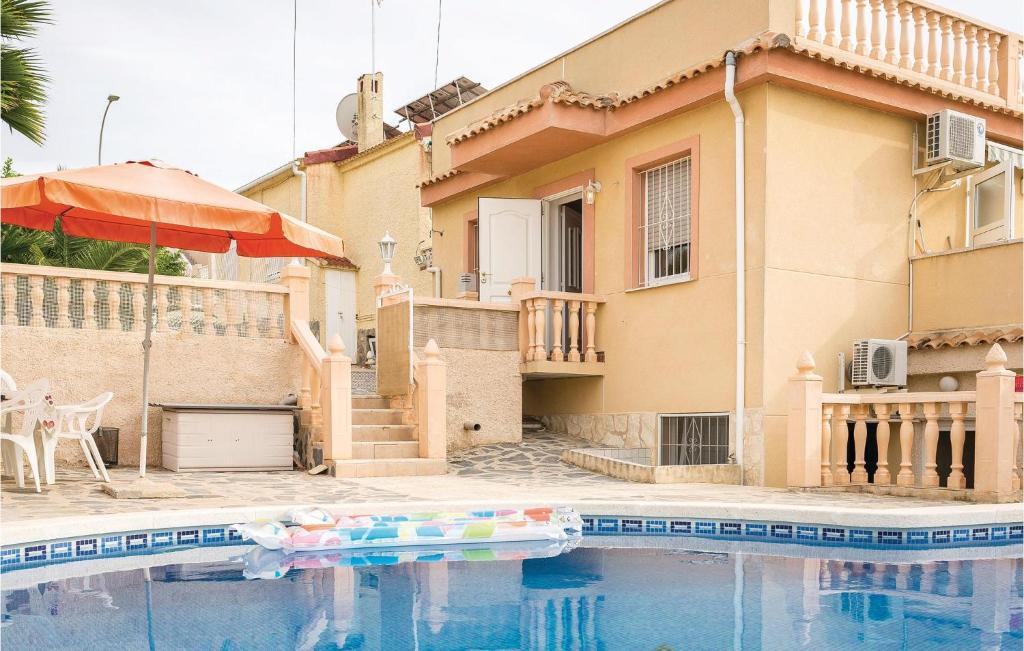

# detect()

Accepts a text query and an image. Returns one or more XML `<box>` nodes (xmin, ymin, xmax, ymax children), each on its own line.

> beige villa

<box><xmin>4</xmin><ymin>0</ymin><xmax>1021</xmax><ymax>495</ymax></box>
<box><xmin>406</xmin><ymin>0</ymin><xmax>1023</xmax><ymax>488</ymax></box>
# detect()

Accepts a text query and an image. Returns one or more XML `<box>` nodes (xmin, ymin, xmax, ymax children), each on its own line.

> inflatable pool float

<box><xmin>241</xmin><ymin>538</ymin><xmax>577</xmax><ymax>580</ymax></box>
<box><xmin>232</xmin><ymin>506</ymin><xmax>583</xmax><ymax>553</ymax></box>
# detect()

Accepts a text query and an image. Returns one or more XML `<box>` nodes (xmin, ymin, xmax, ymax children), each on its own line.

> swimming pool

<box><xmin>2</xmin><ymin>539</ymin><xmax>1021</xmax><ymax>650</ymax></box>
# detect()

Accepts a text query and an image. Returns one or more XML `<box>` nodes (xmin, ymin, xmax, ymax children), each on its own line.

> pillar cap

<box><xmin>984</xmin><ymin>343</ymin><xmax>1007</xmax><ymax>370</ymax></box>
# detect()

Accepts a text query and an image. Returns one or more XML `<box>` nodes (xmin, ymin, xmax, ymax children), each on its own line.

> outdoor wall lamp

<box><xmin>379</xmin><ymin>231</ymin><xmax>397</xmax><ymax>275</ymax></box>
<box><xmin>584</xmin><ymin>180</ymin><xmax>603</xmax><ymax>205</ymax></box>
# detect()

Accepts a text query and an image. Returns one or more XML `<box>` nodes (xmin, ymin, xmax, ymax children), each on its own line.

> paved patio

<box><xmin>3</xmin><ymin>430</ymin><xmax>983</xmax><ymax>528</ymax></box>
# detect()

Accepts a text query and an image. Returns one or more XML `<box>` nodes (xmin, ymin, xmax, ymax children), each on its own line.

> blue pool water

<box><xmin>2</xmin><ymin>541</ymin><xmax>1021</xmax><ymax>650</ymax></box>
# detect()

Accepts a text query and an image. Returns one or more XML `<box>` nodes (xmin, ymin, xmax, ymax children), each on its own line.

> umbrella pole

<box><xmin>139</xmin><ymin>223</ymin><xmax>156</xmax><ymax>478</ymax></box>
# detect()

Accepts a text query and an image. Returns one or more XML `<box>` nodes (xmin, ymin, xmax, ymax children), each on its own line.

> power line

<box><xmin>433</xmin><ymin>0</ymin><xmax>442</xmax><ymax>89</ymax></box>
<box><xmin>292</xmin><ymin>0</ymin><xmax>297</xmax><ymax>161</ymax></box>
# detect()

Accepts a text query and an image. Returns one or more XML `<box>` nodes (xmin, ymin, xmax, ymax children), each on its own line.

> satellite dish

<box><xmin>336</xmin><ymin>93</ymin><xmax>358</xmax><ymax>142</ymax></box>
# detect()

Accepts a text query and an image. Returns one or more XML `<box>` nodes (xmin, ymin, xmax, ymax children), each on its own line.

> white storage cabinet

<box><xmin>159</xmin><ymin>404</ymin><xmax>295</xmax><ymax>472</ymax></box>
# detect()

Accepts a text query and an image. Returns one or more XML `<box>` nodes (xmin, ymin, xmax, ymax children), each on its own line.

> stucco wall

<box><xmin>241</xmin><ymin>137</ymin><xmax>434</xmax><ymax>357</ymax></box>
<box><xmin>2</xmin><ymin>327</ymin><xmax>303</xmax><ymax>469</ymax></box>
<box><xmin>911</xmin><ymin>241</ymin><xmax>1023</xmax><ymax>332</ymax></box>
<box><xmin>429</xmin><ymin>0</ymin><xmax>780</xmax><ymax>175</ymax></box>
<box><xmin>433</xmin><ymin>86</ymin><xmax>769</xmax><ymax>422</ymax></box>
<box><xmin>440</xmin><ymin>347</ymin><xmax>521</xmax><ymax>452</ymax></box>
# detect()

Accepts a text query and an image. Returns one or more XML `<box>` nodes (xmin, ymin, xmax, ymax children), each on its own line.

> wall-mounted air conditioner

<box><xmin>851</xmin><ymin>339</ymin><xmax>907</xmax><ymax>387</ymax></box>
<box><xmin>925</xmin><ymin>109</ymin><xmax>986</xmax><ymax>171</ymax></box>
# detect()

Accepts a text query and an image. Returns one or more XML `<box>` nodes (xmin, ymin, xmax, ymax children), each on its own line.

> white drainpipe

<box><xmin>291</xmin><ymin>162</ymin><xmax>307</xmax><ymax>266</ymax></box>
<box><xmin>725</xmin><ymin>51</ymin><xmax>746</xmax><ymax>484</ymax></box>
<box><xmin>426</xmin><ymin>266</ymin><xmax>442</xmax><ymax>297</ymax></box>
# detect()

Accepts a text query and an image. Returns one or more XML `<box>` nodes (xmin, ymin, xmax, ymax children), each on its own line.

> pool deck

<box><xmin>3</xmin><ymin>431</ymin><xmax>1021</xmax><ymax>546</ymax></box>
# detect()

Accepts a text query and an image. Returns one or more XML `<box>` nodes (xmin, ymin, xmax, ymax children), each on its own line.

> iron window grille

<box><xmin>659</xmin><ymin>413</ymin><xmax>730</xmax><ymax>466</ymax></box>
<box><xmin>640</xmin><ymin>156</ymin><xmax>691</xmax><ymax>287</ymax></box>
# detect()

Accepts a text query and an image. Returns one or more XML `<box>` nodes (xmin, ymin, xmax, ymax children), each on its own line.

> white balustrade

<box><xmin>0</xmin><ymin>263</ymin><xmax>288</xmax><ymax>338</ymax></box>
<box><xmin>795</xmin><ymin>0</ymin><xmax>1019</xmax><ymax>104</ymax></box>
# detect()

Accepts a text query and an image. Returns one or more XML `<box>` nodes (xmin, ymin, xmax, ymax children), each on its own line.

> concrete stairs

<box><xmin>330</xmin><ymin>395</ymin><xmax>447</xmax><ymax>478</ymax></box>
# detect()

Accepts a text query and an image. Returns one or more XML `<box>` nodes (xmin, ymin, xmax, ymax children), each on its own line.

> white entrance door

<box><xmin>324</xmin><ymin>269</ymin><xmax>357</xmax><ymax>355</ymax></box>
<box><xmin>478</xmin><ymin>197</ymin><xmax>542</xmax><ymax>302</ymax></box>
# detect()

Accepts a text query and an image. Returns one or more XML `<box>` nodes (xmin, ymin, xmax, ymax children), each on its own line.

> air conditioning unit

<box><xmin>925</xmin><ymin>109</ymin><xmax>986</xmax><ymax>171</ymax></box>
<box><xmin>851</xmin><ymin>339</ymin><xmax>907</xmax><ymax>387</ymax></box>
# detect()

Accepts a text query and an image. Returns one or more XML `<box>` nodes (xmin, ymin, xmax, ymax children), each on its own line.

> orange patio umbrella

<box><xmin>1</xmin><ymin>160</ymin><xmax>344</xmax><ymax>484</ymax></box>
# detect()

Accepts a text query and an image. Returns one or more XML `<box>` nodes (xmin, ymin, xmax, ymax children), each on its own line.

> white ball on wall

<box><xmin>938</xmin><ymin>375</ymin><xmax>959</xmax><ymax>392</ymax></box>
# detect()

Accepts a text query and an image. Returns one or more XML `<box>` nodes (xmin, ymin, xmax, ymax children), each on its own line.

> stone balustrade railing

<box><xmin>509</xmin><ymin>279</ymin><xmax>606</xmax><ymax>366</ymax></box>
<box><xmin>787</xmin><ymin>345</ymin><xmax>1023</xmax><ymax>501</ymax></box>
<box><xmin>0</xmin><ymin>263</ymin><xmax>287</xmax><ymax>338</ymax></box>
<box><xmin>795</xmin><ymin>0</ymin><xmax>1023</xmax><ymax>107</ymax></box>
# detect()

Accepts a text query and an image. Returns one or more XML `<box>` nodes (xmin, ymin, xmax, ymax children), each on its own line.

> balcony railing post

<box><xmin>832</xmin><ymin>403</ymin><xmax>852</xmax><ymax>484</ymax></box>
<box><xmin>850</xmin><ymin>404</ymin><xmax>869</xmax><ymax>483</ymax></box>
<box><xmin>896</xmin><ymin>405</ymin><xmax>916</xmax><ymax>486</ymax></box>
<box><xmin>821</xmin><ymin>404</ymin><xmax>834</xmax><ymax>485</ymax></box>
<box><xmin>948</xmin><ymin>401</ymin><xmax>967</xmax><ymax>489</ymax></box>
<box><xmin>974</xmin><ymin>344</ymin><xmax>1016</xmax><ymax>500</ymax></box>
<box><xmin>509</xmin><ymin>277</ymin><xmax>537</xmax><ymax>363</ymax></box>
<box><xmin>550</xmin><ymin>298</ymin><xmax>565</xmax><ymax>362</ymax></box>
<box><xmin>533</xmin><ymin>297</ymin><xmax>548</xmax><ymax>361</ymax></box>
<box><xmin>1012</xmin><ymin>401</ymin><xmax>1022</xmax><ymax>491</ymax></box>
<box><xmin>921</xmin><ymin>402</ymin><xmax>941</xmax><ymax>487</ymax></box>
<box><xmin>786</xmin><ymin>351</ymin><xmax>824</xmax><ymax>487</ymax></box>
<box><xmin>567</xmin><ymin>300</ymin><xmax>582</xmax><ymax>362</ymax></box>
<box><xmin>584</xmin><ymin>301</ymin><xmax>598</xmax><ymax>363</ymax></box>
<box><xmin>873</xmin><ymin>403</ymin><xmax>892</xmax><ymax>484</ymax></box>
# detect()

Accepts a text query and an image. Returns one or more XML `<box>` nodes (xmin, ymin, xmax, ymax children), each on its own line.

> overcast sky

<box><xmin>3</xmin><ymin>0</ymin><xmax>1021</xmax><ymax>190</ymax></box>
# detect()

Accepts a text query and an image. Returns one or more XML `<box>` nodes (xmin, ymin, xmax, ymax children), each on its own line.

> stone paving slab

<box><xmin>3</xmin><ymin>431</ymin><xmax>1017</xmax><ymax>546</ymax></box>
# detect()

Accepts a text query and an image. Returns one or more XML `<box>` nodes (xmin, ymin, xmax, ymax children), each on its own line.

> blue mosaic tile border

<box><xmin>2</xmin><ymin>517</ymin><xmax>1020</xmax><ymax>573</ymax></box>
<box><xmin>577</xmin><ymin>517</ymin><xmax>1024</xmax><ymax>551</ymax></box>
<box><xmin>1</xmin><ymin>524</ymin><xmax>247</xmax><ymax>573</ymax></box>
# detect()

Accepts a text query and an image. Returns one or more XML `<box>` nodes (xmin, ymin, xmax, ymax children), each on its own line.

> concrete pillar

<box><xmin>320</xmin><ymin>334</ymin><xmax>353</xmax><ymax>460</ymax></box>
<box><xmin>786</xmin><ymin>351</ymin><xmax>823</xmax><ymax>487</ymax></box>
<box><xmin>374</xmin><ymin>272</ymin><xmax>401</xmax><ymax>300</ymax></box>
<box><xmin>280</xmin><ymin>262</ymin><xmax>310</xmax><ymax>342</ymax></box>
<box><xmin>974</xmin><ymin>344</ymin><xmax>1016</xmax><ymax>500</ymax></box>
<box><xmin>414</xmin><ymin>339</ymin><xmax>447</xmax><ymax>459</ymax></box>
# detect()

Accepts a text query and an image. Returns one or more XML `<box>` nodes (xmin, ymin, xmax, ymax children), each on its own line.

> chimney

<box><xmin>357</xmin><ymin>72</ymin><xmax>385</xmax><ymax>152</ymax></box>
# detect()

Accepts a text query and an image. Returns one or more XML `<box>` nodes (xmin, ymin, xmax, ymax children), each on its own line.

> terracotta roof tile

<box><xmin>418</xmin><ymin>169</ymin><xmax>463</xmax><ymax>189</ymax></box>
<box><xmin>441</xmin><ymin>31</ymin><xmax>1019</xmax><ymax>150</ymax></box>
<box><xmin>907</xmin><ymin>326</ymin><xmax>1023</xmax><ymax>350</ymax></box>
<box><xmin>319</xmin><ymin>255</ymin><xmax>359</xmax><ymax>270</ymax></box>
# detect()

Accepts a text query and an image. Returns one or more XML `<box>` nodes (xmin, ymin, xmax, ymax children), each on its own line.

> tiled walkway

<box><xmin>2</xmin><ymin>430</ymin><xmax>976</xmax><ymax>526</ymax></box>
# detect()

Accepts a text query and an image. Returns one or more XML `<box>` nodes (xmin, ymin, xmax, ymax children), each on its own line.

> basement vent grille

<box><xmin>659</xmin><ymin>413</ymin><xmax>730</xmax><ymax>466</ymax></box>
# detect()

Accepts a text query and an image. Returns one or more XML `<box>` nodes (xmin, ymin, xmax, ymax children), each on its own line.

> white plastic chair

<box><xmin>0</xmin><ymin>369</ymin><xmax>18</xmax><ymax>480</ymax></box>
<box><xmin>0</xmin><ymin>380</ymin><xmax>52</xmax><ymax>493</ymax></box>
<box><xmin>43</xmin><ymin>392</ymin><xmax>115</xmax><ymax>484</ymax></box>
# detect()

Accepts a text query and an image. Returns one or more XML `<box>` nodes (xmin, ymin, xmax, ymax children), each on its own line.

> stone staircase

<box><xmin>329</xmin><ymin>395</ymin><xmax>447</xmax><ymax>478</ymax></box>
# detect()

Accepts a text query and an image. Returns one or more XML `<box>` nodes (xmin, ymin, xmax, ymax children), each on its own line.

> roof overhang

<box><xmin>450</xmin><ymin>100</ymin><xmax>608</xmax><ymax>175</ymax></box>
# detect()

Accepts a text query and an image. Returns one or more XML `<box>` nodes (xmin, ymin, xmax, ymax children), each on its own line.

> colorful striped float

<box><xmin>232</xmin><ymin>506</ymin><xmax>583</xmax><ymax>553</ymax></box>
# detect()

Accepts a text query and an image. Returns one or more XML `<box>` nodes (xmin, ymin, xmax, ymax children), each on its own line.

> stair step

<box><xmin>353</xmin><ymin>441</ymin><xmax>420</xmax><ymax>459</ymax></box>
<box><xmin>352</xmin><ymin>408</ymin><xmax>406</xmax><ymax>426</ymax></box>
<box><xmin>352</xmin><ymin>396</ymin><xmax>392</xmax><ymax>409</ymax></box>
<box><xmin>353</xmin><ymin>424</ymin><xmax>416</xmax><ymax>442</ymax></box>
<box><xmin>330</xmin><ymin>458</ymin><xmax>447</xmax><ymax>478</ymax></box>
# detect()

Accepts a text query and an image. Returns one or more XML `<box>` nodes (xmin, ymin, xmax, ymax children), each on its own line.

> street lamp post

<box><xmin>98</xmin><ymin>94</ymin><xmax>120</xmax><ymax>165</ymax></box>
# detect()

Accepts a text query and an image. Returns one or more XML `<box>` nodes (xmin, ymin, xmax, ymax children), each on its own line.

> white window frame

<box><xmin>642</xmin><ymin>157</ymin><xmax>692</xmax><ymax>287</ymax></box>
<box><xmin>967</xmin><ymin>161</ymin><xmax>1015</xmax><ymax>246</ymax></box>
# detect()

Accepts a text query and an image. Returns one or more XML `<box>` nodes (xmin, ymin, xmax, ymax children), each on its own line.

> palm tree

<box><xmin>1</xmin><ymin>0</ymin><xmax>52</xmax><ymax>144</ymax></box>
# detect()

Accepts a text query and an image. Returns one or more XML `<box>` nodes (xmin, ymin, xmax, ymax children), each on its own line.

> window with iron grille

<box><xmin>641</xmin><ymin>157</ymin><xmax>691</xmax><ymax>285</ymax></box>
<box><xmin>659</xmin><ymin>413</ymin><xmax>730</xmax><ymax>466</ymax></box>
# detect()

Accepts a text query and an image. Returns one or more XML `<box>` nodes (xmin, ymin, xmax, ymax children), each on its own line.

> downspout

<box><xmin>725</xmin><ymin>51</ymin><xmax>746</xmax><ymax>484</ymax></box>
<box><xmin>426</xmin><ymin>266</ymin><xmax>441</xmax><ymax>297</ymax></box>
<box><xmin>291</xmin><ymin>161</ymin><xmax>307</xmax><ymax>266</ymax></box>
